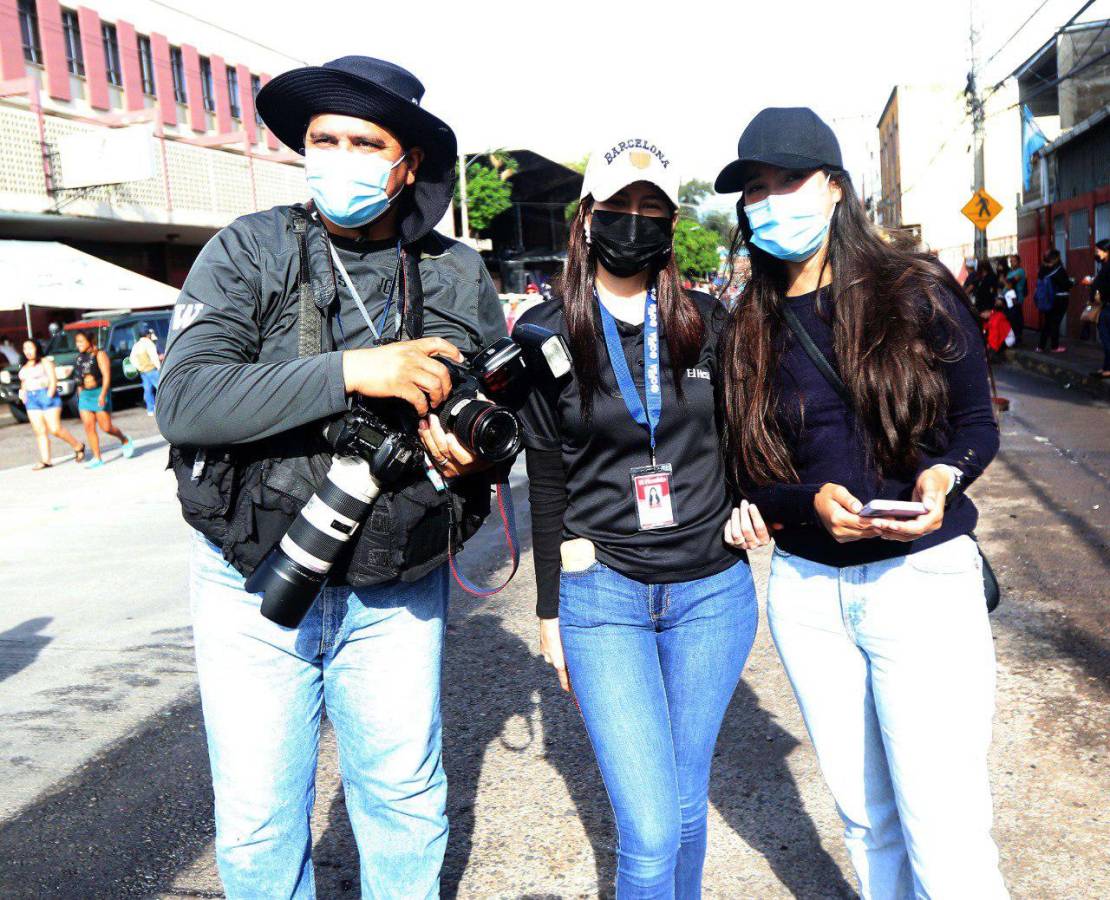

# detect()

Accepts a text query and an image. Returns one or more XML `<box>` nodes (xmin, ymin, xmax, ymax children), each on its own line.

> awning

<box><xmin>0</xmin><ymin>240</ymin><xmax>178</xmax><ymax>313</ymax></box>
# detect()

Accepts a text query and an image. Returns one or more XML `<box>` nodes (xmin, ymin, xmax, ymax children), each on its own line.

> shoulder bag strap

<box><xmin>291</xmin><ymin>206</ymin><xmax>323</xmax><ymax>358</ymax></box>
<box><xmin>399</xmin><ymin>242</ymin><xmax>425</xmax><ymax>340</ymax></box>
<box><xmin>779</xmin><ymin>303</ymin><xmax>853</xmax><ymax>408</ymax></box>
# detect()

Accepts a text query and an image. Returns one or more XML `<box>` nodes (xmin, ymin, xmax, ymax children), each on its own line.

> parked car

<box><xmin>0</xmin><ymin>311</ymin><xmax>171</xmax><ymax>422</ymax></box>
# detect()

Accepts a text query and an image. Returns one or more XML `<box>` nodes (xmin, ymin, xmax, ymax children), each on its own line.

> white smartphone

<box><xmin>858</xmin><ymin>499</ymin><xmax>928</xmax><ymax>519</ymax></box>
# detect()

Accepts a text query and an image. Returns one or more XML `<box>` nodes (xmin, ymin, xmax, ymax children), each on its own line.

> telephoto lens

<box><xmin>245</xmin><ymin>455</ymin><xmax>382</xmax><ymax>627</ymax></box>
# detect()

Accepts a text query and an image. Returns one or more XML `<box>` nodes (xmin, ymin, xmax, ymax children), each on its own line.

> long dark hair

<box><xmin>720</xmin><ymin>170</ymin><xmax>970</xmax><ymax>487</ymax></box>
<box><xmin>558</xmin><ymin>196</ymin><xmax>704</xmax><ymax>419</ymax></box>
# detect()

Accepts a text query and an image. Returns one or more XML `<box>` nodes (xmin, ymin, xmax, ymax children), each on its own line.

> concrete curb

<box><xmin>1007</xmin><ymin>348</ymin><xmax>1110</xmax><ymax>401</ymax></box>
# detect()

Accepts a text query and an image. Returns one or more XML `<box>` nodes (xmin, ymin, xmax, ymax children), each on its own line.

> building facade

<box><xmin>876</xmin><ymin>82</ymin><xmax>1022</xmax><ymax>274</ymax></box>
<box><xmin>1014</xmin><ymin>19</ymin><xmax>1110</xmax><ymax>340</ymax></box>
<box><xmin>0</xmin><ymin>0</ymin><xmax>310</xmax><ymax>339</ymax></box>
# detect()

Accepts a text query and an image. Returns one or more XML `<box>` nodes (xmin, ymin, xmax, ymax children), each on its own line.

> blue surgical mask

<box><xmin>304</xmin><ymin>147</ymin><xmax>408</xmax><ymax>228</ymax></box>
<box><xmin>743</xmin><ymin>175</ymin><xmax>835</xmax><ymax>262</ymax></box>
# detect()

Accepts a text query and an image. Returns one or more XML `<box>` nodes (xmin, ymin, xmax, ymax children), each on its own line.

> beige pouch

<box><xmin>560</xmin><ymin>538</ymin><xmax>596</xmax><ymax>572</ymax></box>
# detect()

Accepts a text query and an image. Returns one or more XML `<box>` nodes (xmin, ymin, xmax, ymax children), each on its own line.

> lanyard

<box><xmin>328</xmin><ymin>240</ymin><xmax>401</xmax><ymax>342</ymax></box>
<box><xmin>597</xmin><ymin>287</ymin><xmax>662</xmax><ymax>465</ymax></box>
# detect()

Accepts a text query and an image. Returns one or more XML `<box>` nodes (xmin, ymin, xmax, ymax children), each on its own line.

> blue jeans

<box><xmin>189</xmin><ymin>532</ymin><xmax>449</xmax><ymax>900</ymax></box>
<box><xmin>140</xmin><ymin>368</ymin><xmax>160</xmax><ymax>412</ymax></box>
<box><xmin>767</xmin><ymin>536</ymin><xmax>1007</xmax><ymax>900</ymax></box>
<box><xmin>559</xmin><ymin>559</ymin><xmax>757</xmax><ymax>900</ymax></box>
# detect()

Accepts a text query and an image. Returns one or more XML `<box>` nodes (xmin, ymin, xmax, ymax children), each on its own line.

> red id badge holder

<box><xmin>630</xmin><ymin>464</ymin><xmax>677</xmax><ymax>531</ymax></box>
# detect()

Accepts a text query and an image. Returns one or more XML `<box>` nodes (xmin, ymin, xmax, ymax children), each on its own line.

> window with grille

<box><xmin>251</xmin><ymin>74</ymin><xmax>263</xmax><ymax>125</ymax></box>
<box><xmin>138</xmin><ymin>35</ymin><xmax>155</xmax><ymax>95</ymax></box>
<box><xmin>18</xmin><ymin>0</ymin><xmax>43</xmax><ymax>65</ymax></box>
<box><xmin>1068</xmin><ymin>209</ymin><xmax>1089</xmax><ymax>250</ymax></box>
<box><xmin>227</xmin><ymin>66</ymin><xmax>240</xmax><ymax>119</ymax></box>
<box><xmin>61</xmin><ymin>9</ymin><xmax>83</xmax><ymax>76</ymax></box>
<box><xmin>170</xmin><ymin>46</ymin><xmax>187</xmax><ymax>103</ymax></box>
<box><xmin>200</xmin><ymin>57</ymin><xmax>215</xmax><ymax>112</ymax></box>
<box><xmin>101</xmin><ymin>22</ymin><xmax>121</xmax><ymax>87</ymax></box>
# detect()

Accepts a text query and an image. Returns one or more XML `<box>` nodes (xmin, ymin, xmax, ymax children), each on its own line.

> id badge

<box><xmin>630</xmin><ymin>464</ymin><xmax>677</xmax><ymax>531</ymax></box>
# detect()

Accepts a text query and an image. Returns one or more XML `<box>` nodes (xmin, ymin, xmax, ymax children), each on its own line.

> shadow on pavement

<box><xmin>0</xmin><ymin>617</ymin><xmax>53</xmax><ymax>683</ymax></box>
<box><xmin>710</xmin><ymin>680</ymin><xmax>857</xmax><ymax>899</ymax></box>
<box><xmin>0</xmin><ymin>694</ymin><xmax>216</xmax><ymax>899</ymax></box>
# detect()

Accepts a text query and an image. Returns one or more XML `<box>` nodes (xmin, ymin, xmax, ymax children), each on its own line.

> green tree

<box><xmin>455</xmin><ymin>157</ymin><xmax>516</xmax><ymax>235</ymax></box>
<box><xmin>678</xmin><ymin>178</ymin><xmax>713</xmax><ymax>216</ymax></box>
<box><xmin>672</xmin><ymin>218</ymin><xmax>720</xmax><ymax>277</ymax></box>
<box><xmin>700</xmin><ymin>208</ymin><xmax>736</xmax><ymax>246</ymax></box>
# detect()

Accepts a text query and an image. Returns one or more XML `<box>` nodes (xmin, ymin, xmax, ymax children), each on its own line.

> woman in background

<box><xmin>18</xmin><ymin>338</ymin><xmax>83</xmax><ymax>469</ymax></box>
<box><xmin>73</xmin><ymin>330</ymin><xmax>134</xmax><ymax>468</ymax></box>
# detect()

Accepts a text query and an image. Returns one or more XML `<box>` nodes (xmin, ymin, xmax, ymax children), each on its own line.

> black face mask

<box><xmin>589</xmin><ymin>210</ymin><xmax>673</xmax><ymax>277</ymax></box>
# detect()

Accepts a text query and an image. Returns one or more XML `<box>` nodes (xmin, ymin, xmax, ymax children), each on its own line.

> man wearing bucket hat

<box><xmin>157</xmin><ymin>57</ymin><xmax>506</xmax><ymax>899</ymax></box>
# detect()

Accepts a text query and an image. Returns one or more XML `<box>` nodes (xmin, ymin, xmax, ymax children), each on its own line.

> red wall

<box><xmin>210</xmin><ymin>52</ymin><xmax>231</xmax><ymax>133</ymax></box>
<box><xmin>181</xmin><ymin>43</ymin><xmax>205</xmax><ymax>132</ymax></box>
<box><xmin>36</xmin><ymin>0</ymin><xmax>71</xmax><ymax>100</ymax></box>
<box><xmin>148</xmin><ymin>32</ymin><xmax>176</xmax><ymax>126</ymax></box>
<box><xmin>116</xmin><ymin>19</ymin><xmax>143</xmax><ymax>111</ymax></box>
<box><xmin>76</xmin><ymin>6</ymin><xmax>109</xmax><ymax>110</ymax></box>
<box><xmin>0</xmin><ymin>0</ymin><xmax>24</xmax><ymax>81</ymax></box>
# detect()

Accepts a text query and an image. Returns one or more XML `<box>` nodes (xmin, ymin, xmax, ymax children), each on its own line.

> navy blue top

<box><xmin>740</xmin><ymin>286</ymin><xmax>999</xmax><ymax>567</ymax></box>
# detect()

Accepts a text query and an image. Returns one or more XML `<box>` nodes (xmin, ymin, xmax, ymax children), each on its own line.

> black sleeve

<box><xmin>157</xmin><ymin>225</ymin><xmax>348</xmax><ymax>447</ymax></box>
<box><xmin>917</xmin><ymin>289</ymin><xmax>1000</xmax><ymax>489</ymax></box>
<box><xmin>525</xmin><ymin>447</ymin><xmax>567</xmax><ymax>619</ymax></box>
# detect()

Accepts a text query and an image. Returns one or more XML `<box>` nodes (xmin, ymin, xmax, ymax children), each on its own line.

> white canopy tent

<box><xmin>0</xmin><ymin>240</ymin><xmax>179</xmax><ymax>336</ymax></box>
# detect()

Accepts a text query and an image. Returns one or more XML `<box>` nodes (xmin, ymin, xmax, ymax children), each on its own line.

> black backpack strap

<box><xmin>399</xmin><ymin>242</ymin><xmax>425</xmax><ymax>340</ymax></box>
<box><xmin>291</xmin><ymin>206</ymin><xmax>323</xmax><ymax>358</ymax></box>
<box><xmin>780</xmin><ymin>303</ymin><xmax>854</xmax><ymax>409</ymax></box>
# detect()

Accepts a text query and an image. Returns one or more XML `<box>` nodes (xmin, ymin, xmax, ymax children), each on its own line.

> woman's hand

<box><xmin>539</xmin><ymin>618</ymin><xmax>569</xmax><ymax>692</ymax></box>
<box><xmin>723</xmin><ymin>499</ymin><xmax>773</xmax><ymax>550</ymax></box>
<box><xmin>814</xmin><ymin>483</ymin><xmax>881</xmax><ymax>543</ymax></box>
<box><xmin>418</xmin><ymin>414</ymin><xmax>488</xmax><ymax>479</ymax></box>
<box><xmin>867</xmin><ymin>467</ymin><xmax>949</xmax><ymax>542</ymax></box>
<box><xmin>98</xmin><ymin>390</ymin><xmax>108</xmax><ymax>407</ymax></box>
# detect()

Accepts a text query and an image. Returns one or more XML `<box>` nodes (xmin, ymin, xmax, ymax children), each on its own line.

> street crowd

<box><xmin>7</xmin><ymin>49</ymin><xmax>1109</xmax><ymax>900</ymax></box>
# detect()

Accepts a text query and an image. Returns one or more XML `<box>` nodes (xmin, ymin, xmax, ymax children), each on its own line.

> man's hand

<box><xmin>866</xmin><ymin>466</ymin><xmax>949</xmax><ymax>542</ymax></box>
<box><xmin>418</xmin><ymin>414</ymin><xmax>489</xmax><ymax>479</ymax></box>
<box><xmin>814</xmin><ymin>483</ymin><xmax>881</xmax><ymax>543</ymax></box>
<box><xmin>342</xmin><ymin>338</ymin><xmax>463</xmax><ymax>416</ymax></box>
<box><xmin>539</xmin><ymin>618</ymin><xmax>569</xmax><ymax>692</ymax></box>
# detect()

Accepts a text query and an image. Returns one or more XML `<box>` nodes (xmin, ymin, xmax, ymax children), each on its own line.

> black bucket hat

<box><xmin>715</xmin><ymin>107</ymin><xmax>843</xmax><ymax>193</ymax></box>
<box><xmin>256</xmin><ymin>56</ymin><xmax>458</xmax><ymax>242</ymax></box>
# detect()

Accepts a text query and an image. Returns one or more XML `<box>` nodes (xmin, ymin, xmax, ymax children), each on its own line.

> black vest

<box><xmin>169</xmin><ymin>205</ymin><xmax>490</xmax><ymax>586</ymax></box>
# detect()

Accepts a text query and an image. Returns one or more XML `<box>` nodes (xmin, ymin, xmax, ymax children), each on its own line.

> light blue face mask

<box><xmin>304</xmin><ymin>147</ymin><xmax>408</xmax><ymax>228</ymax></box>
<box><xmin>743</xmin><ymin>174</ymin><xmax>835</xmax><ymax>262</ymax></box>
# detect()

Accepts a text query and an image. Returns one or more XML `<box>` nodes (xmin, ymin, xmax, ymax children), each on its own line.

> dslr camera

<box><xmin>245</xmin><ymin>325</ymin><xmax>570</xmax><ymax>627</ymax></box>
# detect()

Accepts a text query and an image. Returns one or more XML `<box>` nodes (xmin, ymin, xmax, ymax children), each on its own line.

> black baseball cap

<box><xmin>714</xmin><ymin>107</ymin><xmax>843</xmax><ymax>193</ymax></box>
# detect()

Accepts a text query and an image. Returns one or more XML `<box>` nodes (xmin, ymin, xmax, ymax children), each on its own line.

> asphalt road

<box><xmin>0</xmin><ymin>361</ymin><xmax>1106</xmax><ymax>899</ymax></box>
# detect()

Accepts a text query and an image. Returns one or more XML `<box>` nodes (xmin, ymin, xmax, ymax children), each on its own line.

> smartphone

<box><xmin>858</xmin><ymin>499</ymin><xmax>928</xmax><ymax>519</ymax></box>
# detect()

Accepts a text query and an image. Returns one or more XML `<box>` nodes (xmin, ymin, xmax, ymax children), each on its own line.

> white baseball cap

<box><xmin>580</xmin><ymin>137</ymin><xmax>680</xmax><ymax>208</ymax></box>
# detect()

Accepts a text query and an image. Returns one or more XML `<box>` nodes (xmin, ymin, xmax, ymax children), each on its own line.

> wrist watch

<box><xmin>941</xmin><ymin>464</ymin><xmax>964</xmax><ymax>497</ymax></box>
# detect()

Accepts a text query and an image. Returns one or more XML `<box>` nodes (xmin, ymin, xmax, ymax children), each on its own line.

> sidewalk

<box><xmin>1005</xmin><ymin>331</ymin><xmax>1109</xmax><ymax>401</ymax></box>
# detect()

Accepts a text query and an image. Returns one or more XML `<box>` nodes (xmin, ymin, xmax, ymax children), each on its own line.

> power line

<box><xmin>994</xmin><ymin>44</ymin><xmax>1110</xmax><ymax>113</ymax></box>
<box><xmin>143</xmin><ymin>0</ymin><xmax>310</xmax><ymax>66</ymax></box>
<box><xmin>983</xmin><ymin>0</ymin><xmax>1055</xmax><ymax>70</ymax></box>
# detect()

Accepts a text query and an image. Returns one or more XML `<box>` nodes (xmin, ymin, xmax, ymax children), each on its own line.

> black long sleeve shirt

<box><xmin>739</xmin><ymin>286</ymin><xmax>999</xmax><ymax>568</ymax></box>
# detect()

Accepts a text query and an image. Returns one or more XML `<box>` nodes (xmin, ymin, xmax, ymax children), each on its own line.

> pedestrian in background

<box><xmin>73</xmin><ymin>330</ymin><xmax>134</xmax><ymax>468</ymax></box>
<box><xmin>129</xmin><ymin>324</ymin><xmax>162</xmax><ymax>416</ymax></box>
<box><xmin>0</xmin><ymin>336</ymin><xmax>19</xmax><ymax>366</ymax></box>
<box><xmin>1007</xmin><ymin>254</ymin><xmax>1027</xmax><ymax>343</ymax></box>
<box><xmin>517</xmin><ymin>137</ymin><xmax>759</xmax><ymax>898</ymax></box>
<box><xmin>18</xmin><ymin>338</ymin><xmax>84</xmax><ymax>470</ymax></box>
<box><xmin>1035</xmin><ymin>248</ymin><xmax>1074</xmax><ymax>353</ymax></box>
<box><xmin>968</xmin><ymin>258</ymin><xmax>1000</xmax><ymax>318</ymax></box>
<box><xmin>1087</xmin><ymin>238</ymin><xmax>1110</xmax><ymax>377</ymax></box>
<box><xmin>715</xmin><ymin>106</ymin><xmax>1008</xmax><ymax>900</ymax></box>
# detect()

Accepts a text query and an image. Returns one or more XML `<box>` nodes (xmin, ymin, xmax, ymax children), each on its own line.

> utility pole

<box><xmin>966</xmin><ymin>0</ymin><xmax>987</xmax><ymax>261</ymax></box>
<box><xmin>458</xmin><ymin>153</ymin><xmax>470</xmax><ymax>240</ymax></box>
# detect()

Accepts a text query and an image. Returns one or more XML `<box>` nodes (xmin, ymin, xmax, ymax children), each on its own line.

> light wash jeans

<box><xmin>767</xmin><ymin>535</ymin><xmax>1008</xmax><ymax>900</ymax></box>
<box><xmin>189</xmin><ymin>532</ymin><xmax>448</xmax><ymax>900</ymax></box>
<box><xmin>140</xmin><ymin>368</ymin><xmax>160</xmax><ymax>413</ymax></box>
<box><xmin>559</xmin><ymin>559</ymin><xmax>758</xmax><ymax>900</ymax></box>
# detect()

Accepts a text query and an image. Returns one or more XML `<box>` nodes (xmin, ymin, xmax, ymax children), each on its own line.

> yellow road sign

<box><xmin>962</xmin><ymin>189</ymin><xmax>1003</xmax><ymax>229</ymax></box>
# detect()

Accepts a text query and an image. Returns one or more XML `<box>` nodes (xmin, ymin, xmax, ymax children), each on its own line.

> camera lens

<box><xmin>448</xmin><ymin>399</ymin><xmax>521</xmax><ymax>463</ymax></box>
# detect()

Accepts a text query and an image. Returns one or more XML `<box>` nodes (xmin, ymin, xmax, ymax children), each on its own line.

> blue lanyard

<box><xmin>329</xmin><ymin>239</ymin><xmax>402</xmax><ymax>342</ymax></box>
<box><xmin>597</xmin><ymin>287</ymin><xmax>662</xmax><ymax>464</ymax></box>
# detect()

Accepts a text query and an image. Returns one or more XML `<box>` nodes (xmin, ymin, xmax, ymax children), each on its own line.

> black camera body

<box><xmin>246</xmin><ymin>326</ymin><xmax>571</xmax><ymax>628</ymax></box>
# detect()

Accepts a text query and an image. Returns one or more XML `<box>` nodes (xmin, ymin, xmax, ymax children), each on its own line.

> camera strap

<box><xmin>445</xmin><ymin>477</ymin><xmax>520</xmax><ymax>598</ymax></box>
